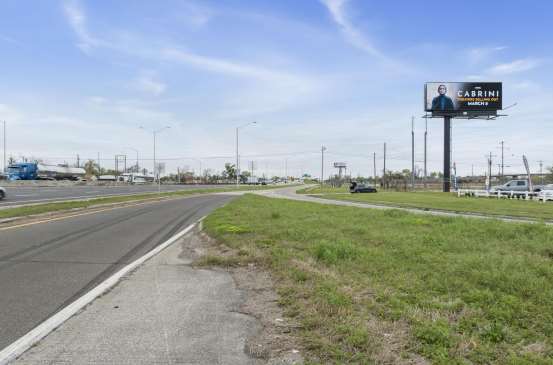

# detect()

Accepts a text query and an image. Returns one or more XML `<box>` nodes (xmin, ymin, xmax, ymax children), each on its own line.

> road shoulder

<box><xmin>14</xmin><ymin>225</ymin><xmax>302</xmax><ymax>365</ymax></box>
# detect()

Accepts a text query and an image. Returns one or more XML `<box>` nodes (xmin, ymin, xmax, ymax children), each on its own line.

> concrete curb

<box><xmin>0</xmin><ymin>220</ymin><xmax>200</xmax><ymax>365</ymax></box>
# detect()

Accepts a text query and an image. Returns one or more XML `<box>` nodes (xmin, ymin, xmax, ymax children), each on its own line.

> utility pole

<box><xmin>373</xmin><ymin>152</ymin><xmax>376</xmax><ymax>185</ymax></box>
<box><xmin>2</xmin><ymin>121</ymin><xmax>6</xmax><ymax>173</ymax></box>
<box><xmin>488</xmin><ymin>152</ymin><xmax>493</xmax><ymax>184</ymax></box>
<box><xmin>76</xmin><ymin>154</ymin><xmax>80</xmax><ymax>168</ymax></box>
<box><xmin>97</xmin><ymin>152</ymin><xmax>101</xmax><ymax>174</ymax></box>
<box><xmin>411</xmin><ymin>116</ymin><xmax>415</xmax><ymax>190</ymax></box>
<box><xmin>500</xmin><ymin>140</ymin><xmax>505</xmax><ymax>178</ymax></box>
<box><xmin>424</xmin><ymin>115</ymin><xmax>428</xmax><ymax>188</ymax></box>
<box><xmin>539</xmin><ymin>160</ymin><xmax>544</xmax><ymax>185</ymax></box>
<box><xmin>471</xmin><ymin>164</ymin><xmax>474</xmax><ymax>178</ymax></box>
<box><xmin>235</xmin><ymin>122</ymin><xmax>257</xmax><ymax>188</ymax></box>
<box><xmin>285</xmin><ymin>158</ymin><xmax>288</xmax><ymax>183</ymax></box>
<box><xmin>321</xmin><ymin>146</ymin><xmax>326</xmax><ymax>190</ymax></box>
<box><xmin>453</xmin><ymin>162</ymin><xmax>457</xmax><ymax>190</ymax></box>
<box><xmin>199</xmin><ymin>160</ymin><xmax>202</xmax><ymax>183</ymax></box>
<box><xmin>236</xmin><ymin>128</ymin><xmax>239</xmax><ymax>187</ymax></box>
<box><xmin>383</xmin><ymin>142</ymin><xmax>387</xmax><ymax>189</ymax></box>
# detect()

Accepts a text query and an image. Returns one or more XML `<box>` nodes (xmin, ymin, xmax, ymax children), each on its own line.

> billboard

<box><xmin>425</xmin><ymin>82</ymin><xmax>502</xmax><ymax>115</ymax></box>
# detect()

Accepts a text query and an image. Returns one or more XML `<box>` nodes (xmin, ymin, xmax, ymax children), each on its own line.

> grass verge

<box><xmin>203</xmin><ymin>194</ymin><xmax>553</xmax><ymax>364</ymax></box>
<box><xmin>0</xmin><ymin>185</ymin><xmax>294</xmax><ymax>220</ymax></box>
<box><xmin>298</xmin><ymin>186</ymin><xmax>553</xmax><ymax>221</ymax></box>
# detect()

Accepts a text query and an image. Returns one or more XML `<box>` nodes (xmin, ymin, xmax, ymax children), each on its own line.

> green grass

<box><xmin>203</xmin><ymin>194</ymin><xmax>553</xmax><ymax>364</ymax></box>
<box><xmin>298</xmin><ymin>186</ymin><xmax>553</xmax><ymax>221</ymax></box>
<box><xmin>0</xmin><ymin>184</ymin><xmax>294</xmax><ymax>220</ymax></box>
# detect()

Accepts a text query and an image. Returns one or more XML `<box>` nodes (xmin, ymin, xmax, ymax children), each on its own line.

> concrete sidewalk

<box><xmin>14</xmin><ymin>228</ymin><xmax>266</xmax><ymax>365</ymax></box>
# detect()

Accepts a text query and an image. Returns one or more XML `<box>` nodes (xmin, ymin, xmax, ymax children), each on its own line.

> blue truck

<box><xmin>7</xmin><ymin>162</ymin><xmax>86</xmax><ymax>181</ymax></box>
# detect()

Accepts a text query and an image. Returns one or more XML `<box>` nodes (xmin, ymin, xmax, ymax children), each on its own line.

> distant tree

<box><xmin>7</xmin><ymin>156</ymin><xmax>15</xmax><ymax>165</ymax></box>
<box><xmin>222</xmin><ymin>163</ymin><xmax>236</xmax><ymax>181</ymax></box>
<box><xmin>104</xmin><ymin>169</ymin><xmax>117</xmax><ymax>176</ymax></box>
<box><xmin>240</xmin><ymin>170</ymin><xmax>251</xmax><ymax>183</ymax></box>
<box><xmin>546</xmin><ymin>166</ymin><xmax>553</xmax><ymax>183</ymax></box>
<box><xmin>84</xmin><ymin>160</ymin><xmax>99</xmax><ymax>176</ymax></box>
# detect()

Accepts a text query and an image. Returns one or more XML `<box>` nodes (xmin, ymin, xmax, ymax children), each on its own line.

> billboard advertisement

<box><xmin>425</xmin><ymin>82</ymin><xmax>502</xmax><ymax>114</ymax></box>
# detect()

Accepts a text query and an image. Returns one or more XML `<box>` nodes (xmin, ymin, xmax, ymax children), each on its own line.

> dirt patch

<box><xmin>193</xmin><ymin>229</ymin><xmax>303</xmax><ymax>364</ymax></box>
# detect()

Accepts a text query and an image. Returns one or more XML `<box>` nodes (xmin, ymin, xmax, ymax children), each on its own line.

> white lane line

<box><xmin>0</xmin><ymin>189</ymin><xmax>208</xmax><ymax>208</ymax></box>
<box><xmin>0</xmin><ymin>220</ymin><xmax>199</xmax><ymax>365</ymax></box>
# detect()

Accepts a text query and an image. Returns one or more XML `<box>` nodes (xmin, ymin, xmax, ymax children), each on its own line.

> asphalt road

<box><xmin>0</xmin><ymin>193</ymin><xmax>234</xmax><ymax>350</ymax></box>
<box><xmin>0</xmin><ymin>184</ymin><xmax>223</xmax><ymax>207</ymax></box>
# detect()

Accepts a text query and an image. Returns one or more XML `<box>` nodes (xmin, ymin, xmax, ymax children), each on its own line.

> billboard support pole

<box><xmin>443</xmin><ymin>116</ymin><xmax>451</xmax><ymax>192</ymax></box>
<box><xmin>424</xmin><ymin>116</ymin><xmax>427</xmax><ymax>189</ymax></box>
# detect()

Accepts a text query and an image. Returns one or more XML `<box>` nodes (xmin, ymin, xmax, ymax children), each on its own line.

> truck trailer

<box><xmin>7</xmin><ymin>162</ymin><xmax>86</xmax><ymax>181</ymax></box>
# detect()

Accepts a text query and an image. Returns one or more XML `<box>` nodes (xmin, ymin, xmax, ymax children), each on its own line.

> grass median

<box><xmin>298</xmin><ymin>186</ymin><xmax>553</xmax><ymax>221</ymax></box>
<box><xmin>203</xmin><ymin>194</ymin><xmax>553</xmax><ymax>364</ymax></box>
<box><xmin>0</xmin><ymin>185</ymin><xmax>293</xmax><ymax>220</ymax></box>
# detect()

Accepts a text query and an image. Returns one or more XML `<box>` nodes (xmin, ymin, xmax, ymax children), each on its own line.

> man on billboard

<box><xmin>431</xmin><ymin>84</ymin><xmax>455</xmax><ymax>111</ymax></box>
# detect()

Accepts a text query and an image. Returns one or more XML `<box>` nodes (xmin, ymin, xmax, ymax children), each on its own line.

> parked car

<box><xmin>537</xmin><ymin>184</ymin><xmax>553</xmax><ymax>201</ymax></box>
<box><xmin>491</xmin><ymin>179</ymin><xmax>546</xmax><ymax>193</ymax></box>
<box><xmin>0</xmin><ymin>186</ymin><xmax>6</xmax><ymax>200</ymax></box>
<box><xmin>491</xmin><ymin>179</ymin><xmax>530</xmax><ymax>192</ymax></box>
<box><xmin>349</xmin><ymin>181</ymin><xmax>377</xmax><ymax>193</ymax></box>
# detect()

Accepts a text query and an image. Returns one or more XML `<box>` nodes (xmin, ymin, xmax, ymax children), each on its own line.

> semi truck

<box><xmin>7</xmin><ymin>162</ymin><xmax>86</xmax><ymax>181</ymax></box>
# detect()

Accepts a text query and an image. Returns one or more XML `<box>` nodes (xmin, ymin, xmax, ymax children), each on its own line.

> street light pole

<box><xmin>127</xmin><ymin>147</ymin><xmax>139</xmax><ymax>172</ymax></box>
<box><xmin>235</xmin><ymin>122</ymin><xmax>257</xmax><ymax>188</ymax></box>
<box><xmin>140</xmin><ymin>126</ymin><xmax>170</xmax><ymax>193</ymax></box>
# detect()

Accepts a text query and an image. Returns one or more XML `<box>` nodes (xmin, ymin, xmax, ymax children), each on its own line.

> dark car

<box><xmin>349</xmin><ymin>181</ymin><xmax>377</xmax><ymax>193</ymax></box>
<box><xmin>0</xmin><ymin>186</ymin><xmax>5</xmax><ymax>200</ymax></box>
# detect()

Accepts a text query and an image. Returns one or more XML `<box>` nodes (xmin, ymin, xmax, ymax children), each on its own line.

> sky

<box><xmin>0</xmin><ymin>0</ymin><xmax>552</xmax><ymax>178</ymax></box>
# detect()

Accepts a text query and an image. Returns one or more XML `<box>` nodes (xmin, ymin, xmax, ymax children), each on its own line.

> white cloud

<box><xmin>0</xmin><ymin>104</ymin><xmax>24</xmax><ymax>124</ymax></box>
<box><xmin>319</xmin><ymin>0</ymin><xmax>411</xmax><ymax>74</ymax></box>
<box><xmin>134</xmin><ymin>71</ymin><xmax>166</xmax><ymax>96</ymax></box>
<box><xmin>62</xmin><ymin>0</ymin><xmax>105</xmax><ymax>53</ymax></box>
<box><xmin>487</xmin><ymin>58</ymin><xmax>541</xmax><ymax>75</ymax></box>
<box><xmin>320</xmin><ymin>0</ymin><xmax>382</xmax><ymax>58</ymax></box>
<box><xmin>467</xmin><ymin>46</ymin><xmax>507</xmax><ymax>64</ymax></box>
<box><xmin>88</xmin><ymin>96</ymin><xmax>108</xmax><ymax>105</ymax></box>
<box><xmin>176</xmin><ymin>2</ymin><xmax>213</xmax><ymax>27</ymax></box>
<box><xmin>0</xmin><ymin>34</ymin><xmax>20</xmax><ymax>46</ymax></box>
<box><xmin>161</xmin><ymin>48</ymin><xmax>302</xmax><ymax>84</ymax></box>
<box><xmin>160</xmin><ymin>47</ymin><xmax>325</xmax><ymax>116</ymax></box>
